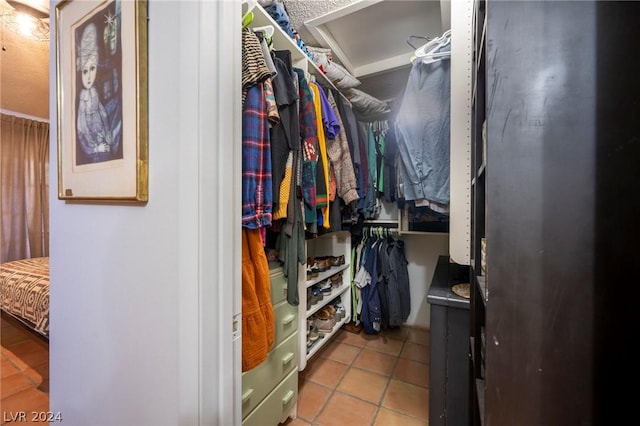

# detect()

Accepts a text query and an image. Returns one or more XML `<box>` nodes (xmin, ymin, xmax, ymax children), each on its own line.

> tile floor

<box><xmin>281</xmin><ymin>325</ymin><xmax>430</xmax><ymax>426</ymax></box>
<box><xmin>1</xmin><ymin>315</ymin><xmax>49</xmax><ymax>426</ymax></box>
<box><xmin>1</xmin><ymin>316</ymin><xmax>430</xmax><ymax>426</ymax></box>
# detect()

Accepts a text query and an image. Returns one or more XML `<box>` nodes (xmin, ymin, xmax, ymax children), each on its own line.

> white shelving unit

<box><xmin>250</xmin><ymin>3</ymin><xmax>344</xmax><ymax>98</ymax></box>
<box><xmin>298</xmin><ymin>231</ymin><xmax>352</xmax><ymax>370</ymax></box>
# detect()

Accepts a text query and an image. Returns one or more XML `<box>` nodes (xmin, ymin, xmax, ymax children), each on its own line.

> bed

<box><xmin>0</xmin><ymin>257</ymin><xmax>50</xmax><ymax>340</ymax></box>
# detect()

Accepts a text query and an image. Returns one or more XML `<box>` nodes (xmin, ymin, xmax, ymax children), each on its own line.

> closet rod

<box><xmin>362</xmin><ymin>219</ymin><xmax>398</xmax><ymax>228</ymax></box>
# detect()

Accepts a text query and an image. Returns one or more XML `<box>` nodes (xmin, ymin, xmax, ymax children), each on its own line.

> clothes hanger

<box><xmin>415</xmin><ymin>30</ymin><xmax>451</xmax><ymax>63</ymax></box>
<box><xmin>407</xmin><ymin>35</ymin><xmax>432</xmax><ymax>50</ymax></box>
<box><xmin>242</xmin><ymin>0</ymin><xmax>257</xmax><ymax>28</ymax></box>
<box><xmin>253</xmin><ymin>25</ymin><xmax>274</xmax><ymax>39</ymax></box>
<box><xmin>253</xmin><ymin>25</ymin><xmax>274</xmax><ymax>49</ymax></box>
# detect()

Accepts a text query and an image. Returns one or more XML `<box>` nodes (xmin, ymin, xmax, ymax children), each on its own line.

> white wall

<box><xmin>404</xmin><ymin>234</ymin><xmax>450</xmax><ymax>328</ymax></box>
<box><xmin>49</xmin><ymin>1</ymin><xmax>241</xmax><ymax>425</ymax></box>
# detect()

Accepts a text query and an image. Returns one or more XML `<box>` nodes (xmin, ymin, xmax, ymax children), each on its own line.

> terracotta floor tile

<box><xmin>318</xmin><ymin>340</ymin><xmax>361</xmax><ymax>365</ymax></box>
<box><xmin>373</xmin><ymin>407</ymin><xmax>427</xmax><ymax>426</ymax></box>
<box><xmin>1</xmin><ymin>348</ymin><xmax>29</xmax><ymax>372</ymax></box>
<box><xmin>393</xmin><ymin>358</ymin><xmax>429</xmax><ymax>389</ymax></box>
<box><xmin>0</xmin><ymin>317</ymin><xmax>49</xmax><ymax>424</ymax></box>
<box><xmin>337</xmin><ymin>367</ymin><xmax>389</xmax><ymax>404</ymax></box>
<box><xmin>400</xmin><ymin>342</ymin><xmax>430</xmax><ymax>364</ymax></box>
<box><xmin>1</xmin><ymin>372</ymin><xmax>34</xmax><ymax>398</ymax></box>
<box><xmin>37</xmin><ymin>379</ymin><xmax>49</xmax><ymax>393</ymax></box>
<box><xmin>303</xmin><ymin>358</ymin><xmax>348</xmax><ymax>389</ymax></box>
<box><xmin>296</xmin><ymin>379</ymin><xmax>332</xmax><ymax>422</ymax></box>
<box><xmin>365</xmin><ymin>336</ymin><xmax>404</xmax><ymax>357</ymax></box>
<box><xmin>1</xmin><ymin>356</ymin><xmax>20</xmax><ymax>378</ymax></box>
<box><xmin>3</xmin><ymin>341</ymin><xmax>48</xmax><ymax>367</ymax></box>
<box><xmin>332</xmin><ymin>329</ymin><xmax>374</xmax><ymax>348</ymax></box>
<box><xmin>407</xmin><ymin>328</ymin><xmax>430</xmax><ymax>346</ymax></box>
<box><xmin>352</xmin><ymin>349</ymin><xmax>397</xmax><ymax>377</ymax></box>
<box><xmin>381</xmin><ymin>379</ymin><xmax>429</xmax><ymax>421</ymax></box>
<box><xmin>279</xmin><ymin>417</ymin><xmax>312</xmax><ymax>426</ymax></box>
<box><xmin>315</xmin><ymin>391</ymin><xmax>377</xmax><ymax>426</ymax></box>
<box><xmin>22</xmin><ymin>365</ymin><xmax>46</xmax><ymax>386</ymax></box>
<box><xmin>0</xmin><ymin>324</ymin><xmax>31</xmax><ymax>347</ymax></box>
<box><xmin>0</xmin><ymin>386</ymin><xmax>48</xmax><ymax>414</ymax></box>
<box><xmin>381</xmin><ymin>326</ymin><xmax>409</xmax><ymax>341</ymax></box>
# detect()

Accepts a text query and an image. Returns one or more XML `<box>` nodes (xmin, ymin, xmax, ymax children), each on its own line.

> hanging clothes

<box><xmin>292</xmin><ymin>68</ymin><xmax>319</xmax><ymax>230</ymax></box>
<box><xmin>275</xmin><ymin>149</ymin><xmax>305</xmax><ymax>306</ymax></box>
<box><xmin>241</xmin><ymin>25</ymin><xmax>276</xmax><ymax>372</ymax></box>
<box><xmin>395</xmin><ymin>41</ymin><xmax>451</xmax><ymax>206</ymax></box>
<box><xmin>269</xmin><ymin>50</ymin><xmax>300</xmax><ymax>216</ymax></box>
<box><xmin>242</xmin><ymin>83</ymin><xmax>273</xmax><ymax>229</ymax></box>
<box><xmin>352</xmin><ymin>228</ymin><xmax>411</xmax><ymax>332</ymax></box>
<box><xmin>242</xmin><ymin>27</ymin><xmax>274</xmax><ymax>106</ymax></box>
<box><xmin>381</xmin><ymin>126</ymin><xmax>399</xmax><ymax>204</ymax></box>
<box><xmin>308</xmin><ymin>82</ymin><xmax>331</xmax><ymax>229</ymax></box>
<box><xmin>242</xmin><ymin>228</ymin><xmax>275</xmax><ymax>371</ymax></box>
<box><xmin>325</xmin><ymin>90</ymin><xmax>359</xmax><ymax>205</ymax></box>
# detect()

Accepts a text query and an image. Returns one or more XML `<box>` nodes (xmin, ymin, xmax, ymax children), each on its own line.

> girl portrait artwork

<box><xmin>74</xmin><ymin>0</ymin><xmax>123</xmax><ymax>165</ymax></box>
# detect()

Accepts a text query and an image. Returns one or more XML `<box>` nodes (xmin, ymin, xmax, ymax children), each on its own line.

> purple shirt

<box><xmin>311</xmin><ymin>82</ymin><xmax>341</xmax><ymax>139</ymax></box>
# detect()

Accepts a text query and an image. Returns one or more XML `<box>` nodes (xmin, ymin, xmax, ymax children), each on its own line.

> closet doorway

<box><xmin>0</xmin><ymin>0</ymin><xmax>51</xmax><ymax>416</ymax></box>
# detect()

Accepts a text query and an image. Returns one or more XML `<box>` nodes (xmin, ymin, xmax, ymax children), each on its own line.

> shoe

<box><xmin>306</xmin><ymin>261</ymin><xmax>319</xmax><ymax>280</ymax></box>
<box><xmin>334</xmin><ymin>304</ymin><xmax>345</xmax><ymax>321</ymax></box>
<box><xmin>324</xmin><ymin>305</ymin><xmax>336</xmax><ymax>318</ymax></box>
<box><xmin>310</xmin><ymin>287</ymin><xmax>322</xmax><ymax>305</ymax></box>
<box><xmin>331</xmin><ymin>255</ymin><xmax>345</xmax><ymax>266</ymax></box>
<box><xmin>316</xmin><ymin>255</ymin><xmax>345</xmax><ymax>267</ymax></box>
<box><xmin>315</xmin><ymin>309</ymin><xmax>335</xmax><ymax>333</ymax></box>
<box><xmin>308</xmin><ymin>325</ymin><xmax>320</xmax><ymax>342</ymax></box>
<box><xmin>311</xmin><ymin>257</ymin><xmax>332</xmax><ymax>272</ymax></box>
<box><xmin>313</xmin><ymin>286</ymin><xmax>324</xmax><ymax>302</ymax></box>
<box><xmin>315</xmin><ymin>316</ymin><xmax>333</xmax><ymax>333</ymax></box>
<box><xmin>319</xmin><ymin>279</ymin><xmax>333</xmax><ymax>294</ymax></box>
<box><xmin>307</xmin><ymin>288</ymin><xmax>312</xmax><ymax>310</ymax></box>
<box><xmin>330</xmin><ymin>272</ymin><xmax>343</xmax><ymax>288</ymax></box>
<box><xmin>324</xmin><ymin>305</ymin><xmax>337</xmax><ymax>327</ymax></box>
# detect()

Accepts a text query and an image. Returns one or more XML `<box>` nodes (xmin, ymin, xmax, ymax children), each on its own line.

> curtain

<box><xmin>0</xmin><ymin>113</ymin><xmax>50</xmax><ymax>263</ymax></box>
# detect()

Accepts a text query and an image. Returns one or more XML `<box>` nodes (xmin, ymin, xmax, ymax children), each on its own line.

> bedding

<box><xmin>0</xmin><ymin>257</ymin><xmax>49</xmax><ymax>339</ymax></box>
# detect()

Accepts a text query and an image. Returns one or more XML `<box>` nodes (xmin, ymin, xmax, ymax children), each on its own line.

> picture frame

<box><xmin>55</xmin><ymin>0</ymin><xmax>148</xmax><ymax>202</ymax></box>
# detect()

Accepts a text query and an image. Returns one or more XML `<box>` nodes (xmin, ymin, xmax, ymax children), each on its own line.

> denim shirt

<box><xmin>395</xmin><ymin>47</ymin><xmax>451</xmax><ymax>204</ymax></box>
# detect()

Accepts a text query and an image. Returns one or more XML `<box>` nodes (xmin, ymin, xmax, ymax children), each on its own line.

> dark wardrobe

<box><xmin>469</xmin><ymin>1</ymin><xmax>640</xmax><ymax>425</ymax></box>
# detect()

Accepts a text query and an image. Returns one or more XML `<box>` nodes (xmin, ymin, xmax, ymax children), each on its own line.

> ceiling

<box><xmin>284</xmin><ymin>0</ymin><xmax>451</xmax><ymax>103</ymax></box>
<box><xmin>0</xmin><ymin>0</ymin><xmax>50</xmax><ymax>119</ymax></box>
<box><xmin>0</xmin><ymin>0</ymin><xmax>450</xmax><ymax>120</ymax></box>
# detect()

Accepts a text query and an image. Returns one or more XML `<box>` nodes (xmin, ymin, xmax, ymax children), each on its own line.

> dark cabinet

<box><xmin>469</xmin><ymin>1</ymin><xmax>639</xmax><ymax>425</ymax></box>
<box><xmin>428</xmin><ymin>256</ymin><xmax>469</xmax><ymax>426</ymax></box>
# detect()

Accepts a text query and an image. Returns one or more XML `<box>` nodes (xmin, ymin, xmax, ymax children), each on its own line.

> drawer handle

<box><xmin>282</xmin><ymin>390</ymin><xmax>294</xmax><ymax>405</ymax></box>
<box><xmin>282</xmin><ymin>314</ymin><xmax>295</xmax><ymax>326</ymax></box>
<box><xmin>242</xmin><ymin>388</ymin><xmax>253</xmax><ymax>403</ymax></box>
<box><xmin>281</xmin><ymin>352</ymin><xmax>294</xmax><ymax>365</ymax></box>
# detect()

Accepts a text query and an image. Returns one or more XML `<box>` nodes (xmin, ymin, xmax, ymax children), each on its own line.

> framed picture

<box><xmin>55</xmin><ymin>0</ymin><xmax>148</xmax><ymax>201</ymax></box>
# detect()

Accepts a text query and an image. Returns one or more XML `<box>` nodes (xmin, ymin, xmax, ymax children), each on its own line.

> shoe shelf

<box><xmin>305</xmin><ymin>263</ymin><xmax>350</xmax><ymax>289</ymax></box>
<box><xmin>298</xmin><ymin>231</ymin><xmax>352</xmax><ymax>371</ymax></box>
<box><xmin>306</xmin><ymin>280</ymin><xmax>350</xmax><ymax>318</ymax></box>
<box><xmin>306</xmin><ymin>314</ymin><xmax>352</xmax><ymax>360</ymax></box>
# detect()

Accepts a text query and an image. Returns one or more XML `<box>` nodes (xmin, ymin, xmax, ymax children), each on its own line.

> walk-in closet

<box><xmin>240</xmin><ymin>1</ymin><xmax>468</xmax><ymax>425</ymax></box>
<box><xmin>13</xmin><ymin>0</ymin><xmax>632</xmax><ymax>424</ymax></box>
